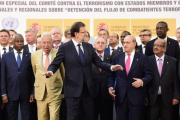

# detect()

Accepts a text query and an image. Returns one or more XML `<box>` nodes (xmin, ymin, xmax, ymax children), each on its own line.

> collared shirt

<box><xmin>14</xmin><ymin>49</ymin><xmax>23</xmax><ymax>61</ymax></box>
<box><xmin>42</xmin><ymin>50</ymin><xmax>52</xmax><ymax>69</ymax></box>
<box><xmin>28</xmin><ymin>44</ymin><xmax>36</xmax><ymax>53</ymax></box>
<box><xmin>53</xmin><ymin>43</ymin><xmax>62</xmax><ymax>49</ymax></box>
<box><xmin>109</xmin><ymin>45</ymin><xmax>119</xmax><ymax>55</ymax></box>
<box><xmin>0</xmin><ymin>45</ymin><xmax>9</xmax><ymax>58</ymax></box>
<box><xmin>141</xmin><ymin>44</ymin><xmax>146</xmax><ymax>54</ymax></box>
<box><xmin>125</xmin><ymin>50</ymin><xmax>135</xmax><ymax>70</ymax></box>
<box><xmin>96</xmin><ymin>52</ymin><xmax>104</xmax><ymax>61</ymax></box>
<box><xmin>155</xmin><ymin>54</ymin><xmax>165</xmax><ymax>95</ymax></box>
<box><xmin>158</xmin><ymin>36</ymin><xmax>167</xmax><ymax>42</ymax></box>
<box><xmin>72</xmin><ymin>39</ymin><xmax>84</xmax><ymax>55</ymax></box>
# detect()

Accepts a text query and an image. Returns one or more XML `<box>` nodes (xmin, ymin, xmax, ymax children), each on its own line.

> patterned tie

<box><xmin>44</xmin><ymin>53</ymin><xmax>49</xmax><ymax>72</ymax></box>
<box><xmin>3</xmin><ymin>48</ymin><xmax>6</xmax><ymax>54</ymax></box>
<box><xmin>55</xmin><ymin>45</ymin><xmax>58</xmax><ymax>49</ymax></box>
<box><xmin>99</xmin><ymin>54</ymin><xmax>102</xmax><ymax>72</ymax></box>
<box><xmin>125</xmin><ymin>54</ymin><xmax>131</xmax><ymax>75</ymax></box>
<box><xmin>77</xmin><ymin>44</ymin><xmax>84</xmax><ymax>64</ymax></box>
<box><xmin>158</xmin><ymin>58</ymin><xmax>162</xmax><ymax>75</ymax></box>
<box><xmin>17</xmin><ymin>52</ymin><xmax>21</xmax><ymax>69</ymax></box>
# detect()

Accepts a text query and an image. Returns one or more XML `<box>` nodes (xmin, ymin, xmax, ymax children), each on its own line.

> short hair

<box><xmin>70</xmin><ymin>22</ymin><xmax>86</xmax><ymax>37</ymax></box>
<box><xmin>157</xmin><ymin>21</ymin><xmax>168</xmax><ymax>28</ymax></box>
<box><xmin>140</xmin><ymin>29</ymin><xmax>152</xmax><ymax>36</ymax></box>
<box><xmin>51</xmin><ymin>27</ymin><xmax>62</xmax><ymax>34</ymax></box>
<box><xmin>176</xmin><ymin>27</ymin><xmax>180</xmax><ymax>31</ymax></box>
<box><xmin>0</xmin><ymin>29</ymin><xmax>10</xmax><ymax>36</ymax></box>
<box><xmin>64</xmin><ymin>28</ymin><xmax>71</xmax><ymax>37</ymax></box>
<box><xmin>122</xmin><ymin>31</ymin><xmax>131</xmax><ymax>35</ymax></box>
<box><xmin>25</xmin><ymin>28</ymin><xmax>37</xmax><ymax>36</ymax></box>
<box><xmin>98</xmin><ymin>29</ymin><xmax>109</xmax><ymax>36</ymax></box>
<box><xmin>12</xmin><ymin>33</ymin><xmax>24</xmax><ymax>42</ymax></box>
<box><xmin>36</xmin><ymin>35</ymin><xmax>41</xmax><ymax>44</ymax></box>
<box><xmin>86</xmin><ymin>31</ymin><xmax>90</xmax><ymax>38</ymax></box>
<box><xmin>95</xmin><ymin>37</ymin><xmax>107</xmax><ymax>44</ymax></box>
<box><xmin>41</xmin><ymin>32</ymin><xmax>53</xmax><ymax>42</ymax></box>
<box><xmin>8</xmin><ymin>29</ymin><xmax>17</xmax><ymax>34</ymax></box>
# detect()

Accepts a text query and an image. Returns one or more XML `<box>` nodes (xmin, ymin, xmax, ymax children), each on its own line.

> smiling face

<box><xmin>0</xmin><ymin>31</ymin><xmax>10</xmax><ymax>46</ymax></box>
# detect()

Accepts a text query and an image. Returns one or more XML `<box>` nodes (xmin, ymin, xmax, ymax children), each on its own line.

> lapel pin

<box><xmin>167</xmin><ymin>62</ymin><xmax>169</xmax><ymax>64</ymax></box>
<box><xmin>26</xmin><ymin>54</ymin><xmax>27</xmax><ymax>56</ymax></box>
<box><xmin>107</xmin><ymin>58</ymin><xmax>109</xmax><ymax>59</ymax></box>
<box><xmin>119</xmin><ymin>50</ymin><xmax>121</xmax><ymax>51</ymax></box>
<box><xmin>169</xmin><ymin>42</ymin><xmax>170</xmax><ymax>44</ymax></box>
<box><xmin>137</xmin><ymin>59</ymin><xmax>138</xmax><ymax>61</ymax></box>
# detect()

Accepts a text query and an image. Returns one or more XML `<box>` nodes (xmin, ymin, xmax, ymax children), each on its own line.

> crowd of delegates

<box><xmin>0</xmin><ymin>21</ymin><xmax>179</xmax><ymax>120</ymax></box>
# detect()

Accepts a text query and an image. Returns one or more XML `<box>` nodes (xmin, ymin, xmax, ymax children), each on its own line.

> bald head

<box><xmin>51</xmin><ymin>27</ymin><xmax>63</xmax><ymax>43</ymax></box>
<box><xmin>13</xmin><ymin>34</ymin><xmax>24</xmax><ymax>52</ymax></box>
<box><xmin>123</xmin><ymin>35</ymin><xmax>136</xmax><ymax>54</ymax></box>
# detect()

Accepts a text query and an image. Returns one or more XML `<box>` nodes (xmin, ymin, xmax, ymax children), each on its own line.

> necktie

<box><xmin>17</xmin><ymin>52</ymin><xmax>21</xmax><ymax>69</ymax></box>
<box><xmin>3</xmin><ymin>48</ymin><xmax>6</xmax><ymax>54</ymax></box>
<box><xmin>125</xmin><ymin>54</ymin><xmax>131</xmax><ymax>75</ymax></box>
<box><xmin>112</xmin><ymin>48</ymin><xmax>114</xmax><ymax>51</ymax></box>
<box><xmin>44</xmin><ymin>53</ymin><xmax>49</xmax><ymax>72</ymax></box>
<box><xmin>158</xmin><ymin>58</ymin><xmax>162</xmax><ymax>75</ymax></box>
<box><xmin>55</xmin><ymin>45</ymin><xmax>58</xmax><ymax>49</ymax></box>
<box><xmin>99</xmin><ymin>54</ymin><xmax>102</xmax><ymax>72</ymax></box>
<box><xmin>77</xmin><ymin>44</ymin><xmax>84</xmax><ymax>64</ymax></box>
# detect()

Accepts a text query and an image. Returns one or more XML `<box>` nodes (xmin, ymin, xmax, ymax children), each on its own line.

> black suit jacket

<box><xmin>92</xmin><ymin>53</ymin><xmax>111</xmax><ymax>99</ymax></box>
<box><xmin>48</xmin><ymin>40</ymin><xmax>112</xmax><ymax>98</ymax></box>
<box><xmin>145</xmin><ymin>37</ymin><xmax>180</xmax><ymax>60</ymax></box>
<box><xmin>111</xmin><ymin>47</ymin><xmax>123</xmax><ymax>61</ymax></box>
<box><xmin>147</xmin><ymin>55</ymin><xmax>180</xmax><ymax>107</ymax></box>
<box><xmin>138</xmin><ymin>45</ymin><xmax>143</xmax><ymax>53</ymax></box>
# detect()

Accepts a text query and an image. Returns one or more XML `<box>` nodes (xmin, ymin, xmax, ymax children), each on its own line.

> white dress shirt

<box><xmin>125</xmin><ymin>50</ymin><xmax>135</xmax><ymax>70</ymax></box>
<box><xmin>109</xmin><ymin>45</ymin><xmax>119</xmax><ymax>55</ymax></box>
<box><xmin>141</xmin><ymin>44</ymin><xmax>146</xmax><ymax>54</ymax></box>
<box><xmin>158</xmin><ymin>36</ymin><xmax>167</xmax><ymax>42</ymax></box>
<box><xmin>53</xmin><ymin>43</ymin><xmax>62</xmax><ymax>49</ymax></box>
<box><xmin>72</xmin><ymin>39</ymin><xmax>84</xmax><ymax>54</ymax></box>
<box><xmin>0</xmin><ymin>45</ymin><xmax>9</xmax><ymax>58</ymax></box>
<box><xmin>14</xmin><ymin>49</ymin><xmax>23</xmax><ymax>61</ymax></box>
<box><xmin>155</xmin><ymin>54</ymin><xmax>165</xmax><ymax>95</ymax></box>
<box><xmin>28</xmin><ymin>44</ymin><xmax>36</xmax><ymax>53</ymax></box>
<box><xmin>42</xmin><ymin>50</ymin><xmax>52</xmax><ymax>69</ymax></box>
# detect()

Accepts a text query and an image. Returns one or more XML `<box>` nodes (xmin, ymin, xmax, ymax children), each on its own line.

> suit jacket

<box><xmin>145</xmin><ymin>37</ymin><xmax>180</xmax><ymax>60</ymax></box>
<box><xmin>92</xmin><ymin>53</ymin><xmax>111</xmax><ymax>99</ymax></box>
<box><xmin>31</xmin><ymin>49</ymin><xmax>65</xmax><ymax>101</ymax></box>
<box><xmin>111</xmin><ymin>47</ymin><xmax>123</xmax><ymax>60</ymax></box>
<box><xmin>48</xmin><ymin>40</ymin><xmax>111</xmax><ymax>98</ymax></box>
<box><xmin>1</xmin><ymin>50</ymin><xmax>34</xmax><ymax>101</ymax></box>
<box><xmin>108</xmin><ymin>52</ymin><xmax>152</xmax><ymax>105</ymax></box>
<box><xmin>147</xmin><ymin>55</ymin><xmax>180</xmax><ymax>107</ymax></box>
<box><xmin>24</xmin><ymin>44</ymin><xmax>37</xmax><ymax>53</ymax></box>
<box><xmin>138</xmin><ymin>45</ymin><xmax>143</xmax><ymax>53</ymax></box>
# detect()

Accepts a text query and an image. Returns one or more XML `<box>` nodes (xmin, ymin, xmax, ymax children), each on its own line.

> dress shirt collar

<box><xmin>53</xmin><ymin>43</ymin><xmax>61</xmax><ymax>47</ymax></box>
<box><xmin>14</xmin><ymin>49</ymin><xmax>23</xmax><ymax>55</ymax></box>
<box><xmin>158</xmin><ymin>36</ymin><xmax>167</xmax><ymax>42</ymax></box>
<box><xmin>43</xmin><ymin>49</ymin><xmax>52</xmax><ymax>55</ymax></box>
<box><xmin>28</xmin><ymin>43</ymin><xmax>36</xmax><ymax>47</ymax></box>
<box><xmin>0</xmin><ymin>45</ymin><xmax>9</xmax><ymax>50</ymax></box>
<box><xmin>142</xmin><ymin>44</ymin><xmax>145</xmax><ymax>48</ymax></box>
<box><xmin>125</xmin><ymin>50</ymin><xmax>135</xmax><ymax>57</ymax></box>
<box><xmin>96</xmin><ymin>52</ymin><xmax>104</xmax><ymax>58</ymax></box>
<box><xmin>72</xmin><ymin>39</ymin><xmax>82</xmax><ymax>46</ymax></box>
<box><xmin>155</xmin><ymin>54</ymin><xmax>165</xmax><ymax>62</ymax></box>
<box><xmin>109</xmin><ymin>45</ymin><xmax>119</xmax><ymax>50</ymax></box>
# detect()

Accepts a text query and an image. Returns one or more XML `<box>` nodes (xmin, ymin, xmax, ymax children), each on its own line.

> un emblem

<box><xmin>2</xmin><ymin>17</ymin><xmax>19</xmax><ymax>30</ymax></box>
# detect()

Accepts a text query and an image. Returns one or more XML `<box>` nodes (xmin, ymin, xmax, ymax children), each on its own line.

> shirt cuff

<box><xmin>2</xmin><ymin>94</ymin><xmax>6</xmax><ymax>96</ymax></box>
<box><xmin>110</xmin><ymin>65</ymin><xmax>114</xmax><ymax>71</ymax></box>
<box><xmin>141</xmin><ymin>81</ymin><xmax>143</xmax><ymax>87</ymax></box>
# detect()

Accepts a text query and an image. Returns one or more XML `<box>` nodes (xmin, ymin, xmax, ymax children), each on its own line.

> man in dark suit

<box><xmin>108</xmin><ymin>35</ymin><xmax>152</xmax><ymax>120</ymax></box>
<box><xmin>92</xmin><ymin>37</ymin><xmax>113</xmax><ymax>120</ymax></box>
<box><xmin>104</xmin><ymin>33</ymin><xmax>120</xmax><ymax>55</ymax></box>
<box><xmin>24</xmin><ymin>28</ymin><xmax>37</xmax><ymax>53</ymax></box>
<box><xmin>138</xmin><ymin>29</ymin><xmax>152</xmax><ymax>54</ymax></box>
<box><xmin>1</xmin><ymin>34</ymin><xmax>35</xmax><ymax>120</ymax></box>
<box><xmin>145</xmin><ymin>21</ymin><xmax>180</xmax><ymax>60</ymax></box>
<box><xmin>0</xmin><ymin>29</ymin><xmax>13</xmax><ymax>119</ymax></box>
<box><xmin>147</xmin><ymin>39</ymin><xmax>179</xmax><ymax>120</ymax></box>
<box><xmin>44</xmin><ymin>22</ymin><xmax>122</xmax><ymax>120</ymax></box>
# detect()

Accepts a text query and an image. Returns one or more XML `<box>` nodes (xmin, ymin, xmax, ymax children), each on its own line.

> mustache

<box><xmin>153</xmin><ymin>48</ymin><xmax>159</xmax><ymax>51</ymax></box>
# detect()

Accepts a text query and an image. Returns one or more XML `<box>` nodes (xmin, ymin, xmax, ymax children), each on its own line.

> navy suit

<box><xmin>108</xmin><ymin>52</ymin><xmax>152</xmax><ymax>120</ymax></box>
<box><xmin>48</xmin><ymin>40</ymin><xmax>111</xmax><ymax>120</ymax></box>
<box><xmin>1</xmin><ymin>50</ymin><xmax>34</xmax><ymax>120</ymax></box>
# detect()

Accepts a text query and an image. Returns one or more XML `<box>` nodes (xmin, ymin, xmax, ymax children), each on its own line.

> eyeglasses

<box><xmin>139</xmin><ymin>34</ymin><xmax>150</xmax><ymax>37</ymax></box>
<box><xmin>96</xmin><ymin>42</ymin><xmax>106</xmax><ymax>45</ymax></box>
<box><xmin>52</xmin><ymin>32</ymin><xmax>61</xmax><ymax>35</ymax></box>
<box><xmin>152</xmin><ymin>44</ymin><xmax>164</xmax><ymax>48</ymax></box>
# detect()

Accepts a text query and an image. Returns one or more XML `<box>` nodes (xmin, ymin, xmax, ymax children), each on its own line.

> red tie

<box><xmin>99</xmin><ymin>54</ymin><xmax>102</xmax><ymax>72</ymax></box>
<box><xmin>55</xmin><ymin>45</ymin><xmax>58</xmax><ymax>49</ymax></box>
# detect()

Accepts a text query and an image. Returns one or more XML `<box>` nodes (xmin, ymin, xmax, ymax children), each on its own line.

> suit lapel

<box><xmin>9</xmin><ymin>51</ymin><xmax>18</xmax><ymax>69</ymax></box>
<box><xmin>166</xmin><ymin>37</ymin><xmax>171</xmax><ymax>55</ymax></box>
<box><xmin>128</xmin><ymin>52</ymin><xmax>139</xmax><ymax>76</ymax></box>
<box><xmin>20</xmin><ymin>51</ymin><xmax>29</xmax><ymax>69</ymax></box>
<box><xmin>82</xmin><ymin>42</ymin><xmax>88</xmax><ymax>65</ymax></box>
<box><xmin>161</xmin><ymin>55</ymin><xmax>169</xmax><ymax>77</ymax></box>
<box><xmin>151</xmin><ymin>55</ymin><xmax>160</xmax><ymax>78</ymax></box>
<box><xmin>38</xmin><ymin>49</ymin><xmax>45</xmax><ymax>72</ymax></box>
<box><xmin>69</xmin><ymin>40</ymin><xmax>82</xmax><ymax>65</ymax></box>
<box><xmin>101</xmin><ymin>53</ymin><xmax>110</xmax><ymax>73</ymax></box>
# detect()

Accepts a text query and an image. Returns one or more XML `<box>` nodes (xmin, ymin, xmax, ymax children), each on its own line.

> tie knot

<box><xmin>112</xmin><ymin>48</ymin><xmax>114</xmax><ymax>51</ymax></box>
<box><xmin>99</xmin><ymin>54</ymin><xmax>102</xmax><ymax>58</ymax></box>
<box><xmin>45</xmin><ymin>53</ymin><xmax>49</xmax><ymax>56</ymax></box>
<box><xmin>144</xmin><ymin>46</ymin><xmax>146</xmax><ymax>48</ymax></box>
<box><xmin>158</xmin><ymin>58</ymin><xmax>162</xmax><ymax>61</ymax></box>
<box><xmin>17</xmin><ymin>52</ymin><xmax>21</xmax><ymax>55</ymax></box>
<box><xmin>77</xmin><ymin>44</ymin><xmax>81</xmax><ymax>47</ymax></box>
<box><xmin>3</xmin><ymin>48</ymin><xmax>6</xmax><ymax>50</ymax></box>
<box><xmin>128</xmin><ymin>54</ymin><xmax>131</xmax><ymax>57</ymax></box>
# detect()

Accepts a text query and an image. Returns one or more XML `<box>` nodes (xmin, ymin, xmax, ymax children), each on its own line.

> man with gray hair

<box><xmin>51</xmin><ymin>27</ymin><xmax>63</xmax><ymax>50</ymax></box>
<box><xmin>24</xmin><ymin>28</ymin><xmax>37</xmax><ymax>53</ymax></box>
<box><xmin>138</xmin><ymin>29</ymin><xmax>152</xmax><ymax>54</ymax></box>
<box><xmin>31</xmin><ymin>32</ymin><xmax>65</xmax><ymax>120</ymax></box>
<box><xmin>147</xmin><ymin>39</ymin><xmax>179</xmax><ymax>120</ymax></box>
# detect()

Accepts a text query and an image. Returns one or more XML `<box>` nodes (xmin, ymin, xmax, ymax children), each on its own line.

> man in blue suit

<box><xmin>44</xmin><ymin>22</ymin><xmax>123</xmax><ymax>120</ymax></box>
<box><xmin>1</xmin><ymin>34</ymin><xmax>34</xmax><ymax>120</ymax></box>
<box><xmin>108</xmin><ymin>35</ymin><xmax>152</xmax><ymax>120</ymax></box>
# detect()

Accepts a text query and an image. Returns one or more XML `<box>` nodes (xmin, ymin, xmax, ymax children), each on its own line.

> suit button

<box><xmin>18</xmin><ymin>72</ymin><xmax>20</xmax><ymax>73</ymax></box>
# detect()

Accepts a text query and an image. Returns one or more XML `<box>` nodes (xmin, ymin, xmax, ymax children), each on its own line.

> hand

<box><xmin>132</xmin><ymin>78</ymin><xmax>143</xmax><ymax>88</ymax></box>
<box><xmin>42</xmin><ymin>71</ymin><xmax>54</xmax><ymax>77</ymax></box>
<box><xmin>1</xmin><ymin>103</ymin><xmax>5</xmax><ymax>110</ymax></box>
<box><xmin>29</xmin><ymin>94</ymin><xmax>35</xmax><ymax>103</ymax></box>
<box><xmin>2</xmin><ymin>95</ymin><xmax>8</xmax><ymax>103</ymax></box>
<box><xmin>112</xmin><ymin>65</ymin><xmax>123</xmax><ymax>71</ymax></box>
<box><xmin>108</xmin><ymin>87</ymin><xmax>116</xmax><ymax>98</ymax></box>
<box><xmin>172</xmin><ymin>99</ymin><xmax>179</xmax><ymax>105</ymax></box>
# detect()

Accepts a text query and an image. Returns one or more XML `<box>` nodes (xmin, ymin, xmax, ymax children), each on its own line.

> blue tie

<box><xmin>77</xmin><ymin>44</ymin><xmax>84</xmax><ymax>64</ymax></box>
<box><xmin>17</xmin><ymin>52</ymin><xmax>21</xmax><ymax>69</ymax></box>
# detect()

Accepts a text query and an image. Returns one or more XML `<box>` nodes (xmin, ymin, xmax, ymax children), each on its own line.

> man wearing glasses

<box><xmin>138</xmin><ymin>29</ymin><xmax>152</xmax><ymax>54</ymax></box>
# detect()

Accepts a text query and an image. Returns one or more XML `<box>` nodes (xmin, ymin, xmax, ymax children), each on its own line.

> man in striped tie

<box><xmin>108</xmin><ymin>35</ymin><xmax>152</xmax><ymax>120</ymax></box>
<box><xmin>147</xmin><ymin>39</ymin><xmax>179</xmax><ymax>120</ymax></box>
